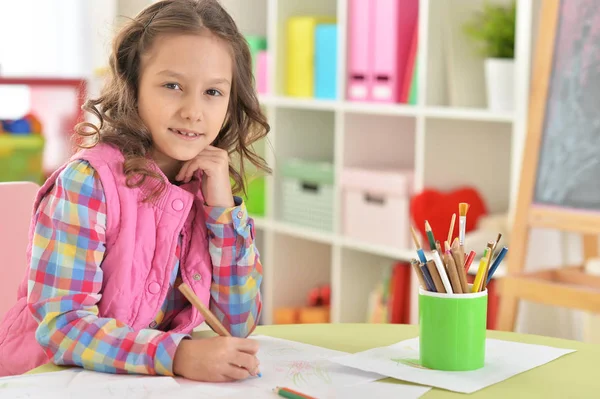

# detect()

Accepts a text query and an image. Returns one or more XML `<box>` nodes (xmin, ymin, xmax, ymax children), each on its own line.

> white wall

<box><xmin>0</xmin><ymin>0</ymin><xmax>91</xmax><ymax>77</ymax></box>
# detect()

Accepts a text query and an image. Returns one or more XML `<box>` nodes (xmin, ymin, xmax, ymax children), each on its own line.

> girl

<box><xmin>0</xmin><ymin>0</ymin><xmax>269</xmax><ymax>382</ymax></box>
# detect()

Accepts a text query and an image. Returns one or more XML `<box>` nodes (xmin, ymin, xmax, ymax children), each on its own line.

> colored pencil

<box><xmin>447</xmin><ymin>240</ymin><xmax>468</xmax><ymax>293</ymax></box>
<box><xmin>486</xmin><ymin>246</ymin><xmax>509</xmax><ymax>286</ymax></box>
<box><xmin>274</xmin><ymin>387</ymin><xmax>317</xmax><ymax>399</ymax></box>
<box><xmin>450</xmin><ymin>239</ymin><xmax>468</xmax><ymax>290</ymax></box>
<box><xmin>431</xmin><ymin>250</ymin><xmax>453</xmax><ymax>293</ymax></box>
<box><xmin>447</xmin><ymin>213</ymin><xmax>456</xmax><ymax>245</ymax></box>
<box><xmin>420</xmin><ymin>263</ymin><xmax>437</xmax><ymax>292</ymax></box>
<box><xmin>452</xmin><ymin>237</ymin><xmax>465</xmax><ymax>269</ymax></box>
<box><xmin>425</xmin><ymin>220</ymin><xmax>437</xmax><ymax>250</ymax></box>
<box><xmin>481</xmin><ymin>241</ymin><xmax>495</xmax><ymax>291</ymax></box>
<box><xmin>411</xmin><ymin>259</ymin><xmax>428</xmax><ymax>289</ymax></box>
<box><xmin>444</xmin><ymin>246</ymin><xmax>463</xmax><ymax>294</ymax></box>
<box><xmin>426</xmin><ymin>260</ymin><xmax>445</xmax><ymax>293</ymax></box>
<box><xmin>179</xmin><ymin>283</ymin><xmax>231</xmax><ymax>337</ymax></box>
<box><xmin>471</xmin><ymin>248</ymin><xmax>490</xmax><ymax>293</ymax></box>
<box><xmin>410</xmin><ymin>226</ymin><xmax>428</xmax><ymax>263</ymax></box>
<box><xmin>464</xmin><ymin>250</ymin><xmax>476</xmax><ymax>273</ymax></box>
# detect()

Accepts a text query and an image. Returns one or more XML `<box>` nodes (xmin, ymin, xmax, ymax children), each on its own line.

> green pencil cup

<box><xmin>419</xmin><ymin>286</ymin><xmax>487</xmax><ymax>371</ymax></box>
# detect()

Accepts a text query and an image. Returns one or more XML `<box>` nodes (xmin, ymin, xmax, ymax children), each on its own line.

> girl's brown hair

<box><xmin>76</xmin><ymin>0</ymin><xmax>270</xmax><ymax>199</ymax></box>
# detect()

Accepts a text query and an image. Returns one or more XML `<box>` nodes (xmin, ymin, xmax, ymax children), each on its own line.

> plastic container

<box><xmin>281</xmin><ymin>159</ymin><xmax>334</xmax><ymax>231</ymax></box>
<box><xmin>341</xmin><ymin>167</ymin><xmax>413</xmax><ymax>247</ymax></box>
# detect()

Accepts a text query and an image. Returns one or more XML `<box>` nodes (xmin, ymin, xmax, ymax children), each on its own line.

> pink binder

<box><xmin>256</xmin><ymin>50</ymin><xmax>269</xmax><ymax>94</ymax></box>
<box><xmin>347</xmin><ymin>0</ymin><xmax>373</xmax><ymax>101</ymax></box>
<box><xmin>371</xmin><ymin>0</ymin><xmax>418</xmax><ymax>103</ymax></box>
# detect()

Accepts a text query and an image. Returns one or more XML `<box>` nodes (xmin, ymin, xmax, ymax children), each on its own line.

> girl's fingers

<box><xmin>176</xmin><ymin>148</ymin><xmax>228</xmax><ymax>182</ymax></box>
<box><xmin>224</xmin><ymin>364</ymin><xmax>251</xmax><ymax>380</ymax></box>
<box><xmin>183</xmin><ymin>158</ymin><xmax>220</xmax><ymax>182</ymax></box>
<box><xmin>175</xmin><ymin>161</ymin><xmax>189</xmax><ymax>181</ymax></box>
<box><xmin>231</xmin><ymin>352</ymin><xmax>259</xmax><ymax>374</ymax></box>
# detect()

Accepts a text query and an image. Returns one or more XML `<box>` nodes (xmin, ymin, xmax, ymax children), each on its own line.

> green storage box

<box><xmin>281</xmin><ymin>158</ymin><xmax>334</xmax><ymax>231</ymax></box>
<box><xmin>243</xmin><ymin>176</ymin><xmax>266</xmax><ymax>217</ymax></box>
<box><xmin>0</xmin><ymin>134</ymin><xmax>45</xmax><ymax>183</ymax></box>
<box><xmin>245</xmin><ymin>35</ymin><xmax>267</xmax><ymax>75</ymax></box>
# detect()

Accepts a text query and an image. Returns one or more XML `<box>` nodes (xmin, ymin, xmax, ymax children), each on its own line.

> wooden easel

<box><xmin>497</xmin><ymin>0</ymin><xmax>600</xmax><ymax>331</ymax></box>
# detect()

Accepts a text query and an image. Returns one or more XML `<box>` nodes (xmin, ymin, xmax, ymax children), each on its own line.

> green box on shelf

<box><xmin>281</xmin><ymin>158</ymin><xmax>334</xmax><ymax>232</ymax></box>
<box><xmin>0</xmin><ymin>134</ymin><xmax>45</xmax><ymax>184</ymax></box>
<box><xmin>243</xmin><ymin>176</ymin><xmax>266</xmax><ymax>217</ymax></box>
<box><xmin>245</xmin><ymin>35</ymin><xmax>267</xmax><ymax>74</ymax></box>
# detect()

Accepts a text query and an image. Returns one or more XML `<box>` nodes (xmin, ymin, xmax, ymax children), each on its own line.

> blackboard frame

<box><xmin>497</xmin><ymin>0</ymin><xmax>600</xmax><ymax>332</ymax></box>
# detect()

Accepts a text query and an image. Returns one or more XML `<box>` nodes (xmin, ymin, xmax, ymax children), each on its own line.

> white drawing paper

<box><xmin>330</xmin><ymin>338</ymin><xmax>576</xmax><ymax>393</ymax></box>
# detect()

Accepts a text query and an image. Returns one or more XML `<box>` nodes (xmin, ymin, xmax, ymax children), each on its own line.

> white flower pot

<box><xmin>485</xmin><ymin>58</ymin><xmax>514</xmax><ymax>112</ymax></box>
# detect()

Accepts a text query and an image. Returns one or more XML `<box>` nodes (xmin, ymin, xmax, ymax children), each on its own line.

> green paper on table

<box><xmin>330</xmin><ymin>338</ymin><xmax>575</xmax><ymax>394</ymax></box>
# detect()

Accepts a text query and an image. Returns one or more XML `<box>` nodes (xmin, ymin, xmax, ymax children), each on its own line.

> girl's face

<box><xmin>137</xmin><ymin>31</ymin><xmax>233</xmax><ymax>175</ymax></box>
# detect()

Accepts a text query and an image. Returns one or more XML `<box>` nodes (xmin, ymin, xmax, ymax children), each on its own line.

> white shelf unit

<box><xmin>221</xmin><ymin>0</ymin><xmax>537</xmax><ymax>325</ymax></box>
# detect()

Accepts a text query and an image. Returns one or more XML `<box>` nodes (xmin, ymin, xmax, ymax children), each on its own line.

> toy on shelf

<box><xmin>2</xmin><ymin>118</ymin><xmax>31</xmax><ymax>135</ymax></box>
<box><xmin>274</xmin><ymin>284</ymin><xmax>331</xmax><ymax>325</ymax></box>
<box><xmin>0</xmin><ymin>114</ymin><xmax>45</xmax><ymax>183</ymax></box>
<box><xmin>410</xmin><ymin>187</ymin><xmax>488</xmax><ymax>251</ymax></box>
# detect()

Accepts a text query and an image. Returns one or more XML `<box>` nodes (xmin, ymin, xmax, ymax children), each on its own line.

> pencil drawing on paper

<box><xmin>390</xmin><ymin>357</ymin><xmax>430</xmax><ymax>370</ymax></box>
<box><xmin>267</xmin><ymin>346</ymin><xmax>302</xmax><ymax>357</ymax></box>
<box><xmin>275</xmin><ymin>360</ymin><xmax>332</xmax><ymax>387</ymax></box>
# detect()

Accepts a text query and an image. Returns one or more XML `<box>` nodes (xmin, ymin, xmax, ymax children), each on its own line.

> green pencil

<box><xmin>425</xmin><ymin>220</ymin><xmax>436</xmax><ymax>250</ymax></box>
<box><xmin>274</xmin><ymin>387</ymin><xmax>316</xmax><ymax>399</ymax></box>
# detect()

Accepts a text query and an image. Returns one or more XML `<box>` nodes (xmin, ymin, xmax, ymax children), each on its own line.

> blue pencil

<box><xmin>410</xmin><ymin>226</ymin><xmax>428</xmax><ymax>263</ymax></box>
<box><xmin>420</xmin><ymin>264</ymin><xmax>437</xmax><ymax>292</ymax></box>
<box><xmin>486</xmin><ymin>247</ymin><xmax>508</xmax><ymax>285</ymax></box>
<box><xmin>416</xmin><ymin>248</ymin><xmax>427</xmax><ymax>264</ymax></box>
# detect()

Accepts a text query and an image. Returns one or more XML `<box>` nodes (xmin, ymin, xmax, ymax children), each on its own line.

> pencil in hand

<box><xmin>178</xmin><ymin>283</ymin><xmax>263</xmax><ymax>378</ymax></box>
<box><xmin>178</xmin><ymin>283</ymin><xmax>231</xmax><ymax>337</ymax></box>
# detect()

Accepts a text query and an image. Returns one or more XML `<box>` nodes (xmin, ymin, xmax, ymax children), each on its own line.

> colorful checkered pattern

<box><xmin>27</xmin><ymin>160</ymin><xmax>262</xmax><ymax>376</ymax></box>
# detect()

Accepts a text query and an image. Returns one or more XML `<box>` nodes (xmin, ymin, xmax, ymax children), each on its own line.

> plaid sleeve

<box><xmin>204</xmin><ymin>196</ymin><xmax>263</xmax><ymax>337</ymax></box>
<box><xmin>27</xmin><ymin>160</ymin><xmax>188</xmax><ymax>376</ymax></box>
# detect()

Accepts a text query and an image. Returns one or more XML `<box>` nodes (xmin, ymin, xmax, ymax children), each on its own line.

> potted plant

<box><xmin>464</xmin><ymin>1</ymin><xmax>516</xmax><ymax>111</ymax></box>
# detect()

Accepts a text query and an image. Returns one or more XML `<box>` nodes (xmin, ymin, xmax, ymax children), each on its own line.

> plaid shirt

<box><xmin>27</xmin><ymin>160</ymin><xmax>262</xmax><ymax>376</ymax></box>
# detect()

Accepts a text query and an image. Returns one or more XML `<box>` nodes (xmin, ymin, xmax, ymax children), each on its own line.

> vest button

<box><xmin>172</xmin><ymin>199</ymin><xmax>184</xmax><ymax>211</ymax></box>
<box><xmin>149</xmin><ymin>321</ymin><xmax>158</xmax><ymax>328</ymax></box>
<box><xmin>236</xmin><ymin>211</ymin><xmax>244</xmax><ymax>219</ymax></box>
<box><xmin>148</xmin><ymin>282</ymin><xmax>161</xmax><ymax>294</ymax></box>
<box><xmin>193</xmin><ymin>273</ymin><xmax>202</xmax><ymax>281</ymax></box>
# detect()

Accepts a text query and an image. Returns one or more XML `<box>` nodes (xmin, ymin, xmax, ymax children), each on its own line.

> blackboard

<box><xmin>534</xmin><ymin>0</ymin><xmax>600</xmax><ymax>211</ymax></box>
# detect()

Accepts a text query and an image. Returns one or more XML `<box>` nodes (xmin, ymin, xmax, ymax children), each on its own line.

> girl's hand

<box><xmin>173</xmin><ymin>336</ymin><xmax>260</xmax><ymax>382</ymax></box>
<box><xmin>176</xmin><ymin>145</ymin><xmax>234</xmax><ymax>207</ymax></box>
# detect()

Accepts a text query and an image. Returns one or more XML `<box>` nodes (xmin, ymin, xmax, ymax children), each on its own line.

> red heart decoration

<box><xmin>410</xmin><ymin>187</ymin><xmax>488</xmax><ymax>250</ymax></box>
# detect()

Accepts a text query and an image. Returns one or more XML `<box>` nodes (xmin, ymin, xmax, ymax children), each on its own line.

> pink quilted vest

<box><xmin>0</xmin><ymin>143</ymin><xmax>211</xmax><ymax>376</ymax></box>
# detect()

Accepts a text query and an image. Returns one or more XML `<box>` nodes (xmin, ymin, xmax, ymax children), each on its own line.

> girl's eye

<box><xmin>164</xmin><ymin>83</ymin><xmax>182</xmax><ymax>91</ymax></box>
<box><xmin>206</xmin><ymin>89</ymin><xmax>222</xmax><ymax>97</ymax></box>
